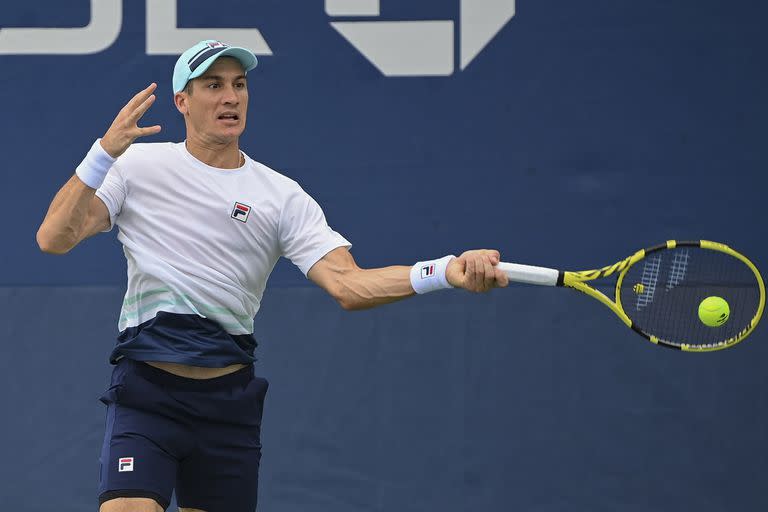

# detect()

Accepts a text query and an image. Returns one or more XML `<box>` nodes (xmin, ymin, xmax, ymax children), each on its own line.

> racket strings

<box><xmin>618</xmin><ymin>248</ymin><xmax>761</xmax><ymax>348</ymax></box>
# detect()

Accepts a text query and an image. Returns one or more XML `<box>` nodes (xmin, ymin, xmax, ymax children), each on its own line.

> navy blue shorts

<box><xmin>98</xmin><ymin>359</ymin><xmax>268</xmax><ymax>512</ymax></box>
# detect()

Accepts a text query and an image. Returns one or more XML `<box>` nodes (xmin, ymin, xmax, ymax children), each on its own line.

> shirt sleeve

<box><xmin>278</xmin><ymin>188</ymin><xmax>351</xmax><ymax>276</ymax></box>
<box><xmin>94</xmin><ymin>162</ymin><xmax>126</xmax><ymax>232</ymax></box>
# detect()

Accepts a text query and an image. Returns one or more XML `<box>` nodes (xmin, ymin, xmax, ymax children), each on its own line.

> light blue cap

<box><xmin>172</xmin><ymin>40</ymin><xmax>258</xmax><ymax>94</ymax></box>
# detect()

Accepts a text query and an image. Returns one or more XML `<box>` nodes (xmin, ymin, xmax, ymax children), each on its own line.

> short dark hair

<box><xmin>183</xmin><ymin>81</ymin><xmax>193</xmax><ymax>95</ymax></box>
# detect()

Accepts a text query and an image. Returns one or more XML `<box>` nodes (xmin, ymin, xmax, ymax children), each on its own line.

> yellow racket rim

<box><xmin>567</xmin><ymin>240</ymin><xmax>765</xmax><ymax>352</ymax></box>
<box><xmin>676</xmin><ymin>240</ymin><xmax>766</xmax><ymax>352</ymax></box>
<box><xmin>622</xmin><ymin>240</ymin><xmax>764</xmax><ymax>351</ymax></box>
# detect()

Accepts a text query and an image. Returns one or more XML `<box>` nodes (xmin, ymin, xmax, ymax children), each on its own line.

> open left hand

<box><xmin>100</xmin><ymin>83</ymin><xmax>163</xmax><ymax>158</ymax></box>
<box><xmin>446</xmin><ymin>249</ymin><xmax>509</xmax><ymax>292</ymax></box>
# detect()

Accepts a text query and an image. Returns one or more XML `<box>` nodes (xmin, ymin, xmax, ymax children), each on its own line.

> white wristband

<box><xmin>410</xmin><ymin>255</ymin><xmax>456</xmax><ymax>294</ymax></box>
<box><xmin>75</xmin><ymin>139</ymin><xmax>116</xmax><ymax>189</ymax></box>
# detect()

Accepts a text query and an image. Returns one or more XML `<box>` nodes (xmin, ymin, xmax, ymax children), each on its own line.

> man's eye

<box><xmin>208</xmin><ymin>83</ymin><xmax>220</xmax><ymax>89</ymax></box>
<box><xmin>235</xmin><ymin>83</ymin><xmax>245</xmax><ymax>89</ymax></box>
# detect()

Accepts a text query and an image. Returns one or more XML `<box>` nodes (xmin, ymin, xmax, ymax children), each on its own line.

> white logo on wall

<box><xmin>326</xmin><ymin>0</ymin><xmax>516</xmax><ymax>76</ymax></box>
<box><xmin>0</xmin><ymin>0</ymin><xmax>513</xmax><ymax>76</ymax></box>
<box><xmin>0</xmin><ymin>0</ymin><xmax>272</xmax><ymax>56</ymax></box>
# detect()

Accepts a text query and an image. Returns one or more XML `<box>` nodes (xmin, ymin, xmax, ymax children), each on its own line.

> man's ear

<box><xmin>174</xmin><ymin>92</ymin><xmax>189</xmax><ymax>115</ymax></box>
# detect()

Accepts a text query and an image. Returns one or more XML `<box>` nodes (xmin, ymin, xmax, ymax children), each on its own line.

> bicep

<box><xmin>307</xmin><ymin>246</ymin><xmax>359</xmax><ymax>296</ymax></box>
<box><xmin>80</xmin><ymin>195</ymin><xmax>112</xmax><ymax>241</ymax></box>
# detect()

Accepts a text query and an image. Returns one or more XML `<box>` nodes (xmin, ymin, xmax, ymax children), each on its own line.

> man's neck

<box><xmin>185</xmin><ymin>137</ymin><xmax>242</xmax><ymax>169</ymax></box>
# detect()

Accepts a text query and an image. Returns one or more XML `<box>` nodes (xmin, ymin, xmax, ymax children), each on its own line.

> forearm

<box><xmin>332</xmin><ymin>265</ymin><xmax>416</xmax><ymax>310</ymax></box>
<box><xmin>310</xmin><ymin>247</ymin><xmax>507</xmax><ymax>310</ymax></box>
<box><xmin>36</xmin><ymin>174</ymin><xmax>96</xmax><ymax>254</ymax></box>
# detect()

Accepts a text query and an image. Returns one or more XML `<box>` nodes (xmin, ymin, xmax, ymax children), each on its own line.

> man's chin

<box><xmin>213</xmin><ymin>127</ymin><xmax>245</xmax><ymax>143</ymax></box>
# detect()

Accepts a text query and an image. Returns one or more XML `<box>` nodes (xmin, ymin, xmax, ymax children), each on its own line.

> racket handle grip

<box><xmin>497</xmin><ymin>262</ymin><xmax>560</xmax><ymax>286</ymax></box>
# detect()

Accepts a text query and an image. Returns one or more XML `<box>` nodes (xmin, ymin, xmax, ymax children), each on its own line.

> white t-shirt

<box><xmin>95</xmin><ymin>142</ymin><xmax>350</xmax><ymax>365</ymax></box>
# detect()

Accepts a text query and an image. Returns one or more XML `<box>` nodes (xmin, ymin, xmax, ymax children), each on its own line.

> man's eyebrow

<box><xmin>198</xmin><ymin>74</ymin><xmax>247</xmax><ymax>81</ymax></box>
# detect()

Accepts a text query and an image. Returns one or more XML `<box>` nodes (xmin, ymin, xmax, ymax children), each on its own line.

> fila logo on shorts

<box><xmin>421</xmin><ymin>264</ymin><xmax>435</xmax><ymax>279</ymax></box>
<box><xmin>231</xmin><ymin>202</ymin><xmax>251</xmax><ymax>223</ymax></box>
<box><xmin>118</xmin><ymin>457</ymin><xmax>134</xmax><ymax>472</ymax></box>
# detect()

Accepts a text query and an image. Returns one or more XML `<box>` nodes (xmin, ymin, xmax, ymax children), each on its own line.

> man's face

<box><xmin>177</xmin><ymin>57</ymin><xmax>249</xmax><ymax>143</ymax></box>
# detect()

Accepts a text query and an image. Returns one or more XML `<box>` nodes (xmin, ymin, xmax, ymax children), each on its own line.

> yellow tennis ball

<box><xmin>698</xmin><ymin>296</ymin><xmax>730</xmax><ymax>327</ymax></box>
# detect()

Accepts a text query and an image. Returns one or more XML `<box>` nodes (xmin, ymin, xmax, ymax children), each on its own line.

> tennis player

<box><xmin>36</xmin><ymin>40</ymin><xmax>509</xmax><ymax>512</ymax></box>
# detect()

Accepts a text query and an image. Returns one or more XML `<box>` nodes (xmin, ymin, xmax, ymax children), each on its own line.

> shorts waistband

<box><xmin>123</xmin><ymin>359</ymin><xmax>254</xmax><ymax>390</ymax></box>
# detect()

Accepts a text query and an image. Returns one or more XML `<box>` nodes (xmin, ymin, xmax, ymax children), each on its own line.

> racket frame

<box><xmin>500</xmin><ymin>240</ymin><xmax>766</xmax><ymax>352</ymax></box>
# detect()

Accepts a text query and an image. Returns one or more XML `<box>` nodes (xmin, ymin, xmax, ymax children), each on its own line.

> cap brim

<box><xmin>188</xmin><ymin>47</ymin><xmax>258</xmax><ymax>81</ymax></box>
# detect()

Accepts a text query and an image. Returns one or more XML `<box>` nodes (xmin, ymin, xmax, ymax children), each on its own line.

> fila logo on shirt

<box><xmin>118</xmin><ymin>457</ymin><xmax>134</xmax><ymax>472</ymax></box>
<box><xmin>420</xmin><ymin>264</ymin><xmax>435</xmax><ymax>279</ymax></box>
<box><xmin>231</xmin><ymin>202</ymin><xmax>252</xmax><ymax>223</ymax></box>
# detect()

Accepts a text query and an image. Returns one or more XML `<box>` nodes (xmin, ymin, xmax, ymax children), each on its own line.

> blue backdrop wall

<box><xmin>1</xmin><ymin>1</ymin><xmax>766</xmax><ymax>511</ymax></box>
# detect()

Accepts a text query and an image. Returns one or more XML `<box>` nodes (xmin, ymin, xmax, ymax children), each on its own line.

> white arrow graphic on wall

<box><xmin>328</xmin><ymin>0</ymin><xmax>515</xmax><ymax>76</ymax></box>
<box><xmin>460</xmin><ymin>0</ymin><xmax>516</xmax><ymax>70</ymax></box>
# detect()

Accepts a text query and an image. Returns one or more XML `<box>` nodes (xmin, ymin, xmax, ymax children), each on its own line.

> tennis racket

<box><xmin>498</xmin><ymin>240</ymin><xmax>765</xmax><ymax>352</ymax></box>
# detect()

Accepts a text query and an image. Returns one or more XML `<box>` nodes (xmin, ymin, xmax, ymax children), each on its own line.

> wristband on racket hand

<box><xmin>75</xmin><ymin>139</ymin><xmax>116</xmax><ymax>189</ymax></box>
<box><xmin>410</xmin><ymin>255</ymin><xmax>456</xmax><ymax>294</ymax></box>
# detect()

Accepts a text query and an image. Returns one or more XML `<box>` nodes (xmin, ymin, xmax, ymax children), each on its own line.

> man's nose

<box><xmin>222</xmin><ymin>85</ymin><xmax>239</xmax><ymax>104</ymax></box>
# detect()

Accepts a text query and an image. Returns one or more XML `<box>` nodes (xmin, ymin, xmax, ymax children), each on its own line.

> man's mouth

<box><xmin>218</xmin><ymin>112</ymin><xmax>240</xmax><ymax>121</ymax></box>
